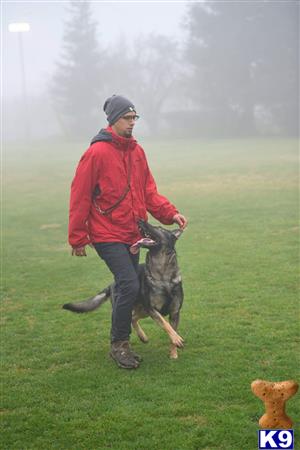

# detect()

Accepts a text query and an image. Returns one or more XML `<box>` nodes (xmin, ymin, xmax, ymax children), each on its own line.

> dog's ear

<box><xmin>172</xmin><ymin>229</ymin><xmax>183</xmax><ymax>240</ymax></box>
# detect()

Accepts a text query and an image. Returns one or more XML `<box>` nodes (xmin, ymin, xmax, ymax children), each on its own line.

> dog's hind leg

<box><xmin>132</xmin><ymin>309</ymin><xmax>149</xmax><ymax>343</ymax></box>
<box><xmin>169</xmin><ymin>312</ymin><xmax>180</xmax><ymax>359</ymax></box>
<box><xmin>149</xmin><ymin>309</ymin><xmax>184</xmax><ymax>348</ymax></box>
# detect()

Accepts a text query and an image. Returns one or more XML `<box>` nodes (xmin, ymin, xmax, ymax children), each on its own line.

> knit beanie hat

<box><xmin>103</xmin><ymin>95</ymin><xmax>136</xmax><ymax>125</ymax></box>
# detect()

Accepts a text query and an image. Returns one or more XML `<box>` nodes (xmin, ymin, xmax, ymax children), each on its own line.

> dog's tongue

<box><xmin>130</xmin><ymin>238</ymin><xmax>156</xmax><ymax>254</ymax></box>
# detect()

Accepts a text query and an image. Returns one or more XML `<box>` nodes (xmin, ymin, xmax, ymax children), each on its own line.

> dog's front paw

<box><xmin>139</xmin><ymin>334</ymin><xmax>149</xmax><ymax>344</ymax></box>
<box><xmin>171</xmin><ymin>333</ymin><xmax>184</xmax><ymax>348</ymax></box>
<box><xmin>169</xmin><ymin>345</ymin><xmax>178</xmax><ymax>359</ymax></box>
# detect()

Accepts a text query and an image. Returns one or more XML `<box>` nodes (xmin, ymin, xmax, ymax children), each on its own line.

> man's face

<box><xmin>111</xmin><ymin>112</ymin><xmax>139</xmax><ymax>138</ymax></box>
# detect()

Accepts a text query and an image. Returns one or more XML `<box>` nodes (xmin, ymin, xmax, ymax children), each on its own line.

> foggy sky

<box><xmin>3</xmin><ymin>1</ymin><xmax>298</xmax><ymax>140</ymax></box>
<box><xmin>3</xmin><ymin>1</ymin><xmax>187</xmax><ymax>100</ymax></box>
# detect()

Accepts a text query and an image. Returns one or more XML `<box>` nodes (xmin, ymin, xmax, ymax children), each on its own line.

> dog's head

<box><xmin>134</xmin><ymin>219</ymin><xmax>183</xmax><ymax>253</ymax></box>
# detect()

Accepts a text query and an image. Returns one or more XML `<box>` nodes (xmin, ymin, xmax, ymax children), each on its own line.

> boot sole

<box><xmin>110</xmin><ymin>352</ymin><xmax>139</xmax><ymax>369</ymax></box>
<box><xmin>132</xmin><ymin>353</ymin><xmax>143</xmax><ymax>362</ymax></box>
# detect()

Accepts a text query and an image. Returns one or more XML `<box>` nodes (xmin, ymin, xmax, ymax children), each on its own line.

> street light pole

<box><xmin>8</xmin><ymin>22</ymin><xmax>31</xmax><ymax>142</ymax></box>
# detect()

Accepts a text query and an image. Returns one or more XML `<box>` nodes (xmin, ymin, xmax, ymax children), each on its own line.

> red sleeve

<box><xmin>142</xmin><ymin>152</ymin><xmax>178</xmax><ymax>225</ymax></box>
<box><xmin>68</xmin><ymin>147</ymin><xmax>100</xmax><ymax>248</ymax></box>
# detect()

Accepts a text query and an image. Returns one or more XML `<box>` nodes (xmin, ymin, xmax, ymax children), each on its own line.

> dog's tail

<box><xmin>62</xmin><ymin>286</ymin><xmax>111</xmax><ymax>313</ymax></box>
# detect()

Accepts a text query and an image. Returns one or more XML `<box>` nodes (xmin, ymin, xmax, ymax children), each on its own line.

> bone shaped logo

<box><xmin>251</xmin><ymin>379</ymin><xmax>298</xmax><ymax>429</ymax></box>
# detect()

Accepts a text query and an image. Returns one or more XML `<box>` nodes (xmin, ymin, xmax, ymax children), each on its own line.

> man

<box><xmin>69</xmin><ymin>95</ymin><xmax>187</xmax><ymax>369</ymax></box>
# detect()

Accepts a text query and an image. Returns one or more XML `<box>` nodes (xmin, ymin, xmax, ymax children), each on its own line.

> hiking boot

<box><xmin>110</xmin><ymin>341</ymin><xmax>140</xmax><ymax>369</ymax></box>
<box><xmin>129</xmin><ymin>344</ymin><xmax>143</xmax><ymax>363</ymax></box>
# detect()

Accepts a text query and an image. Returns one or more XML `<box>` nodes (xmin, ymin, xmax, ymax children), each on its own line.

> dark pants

<box><xmin>93</xmin><ymin>243</ymin><xmax>140</xmax><ymax>343</ymax></box>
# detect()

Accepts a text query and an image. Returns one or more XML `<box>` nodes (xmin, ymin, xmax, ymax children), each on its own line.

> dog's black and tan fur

<box><xmin>63</xmin><ymin>220</ymin><xmax>184</xmax><ymax>358</ymax></box>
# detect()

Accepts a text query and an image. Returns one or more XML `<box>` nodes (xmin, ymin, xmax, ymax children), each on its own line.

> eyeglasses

<box><xmin>121</xmin><ymin>114</ymin><xmax>140</xmax><ymax>122</ymax></box>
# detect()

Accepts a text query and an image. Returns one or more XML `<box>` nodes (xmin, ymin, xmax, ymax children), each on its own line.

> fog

<box><xmin>3</xmin><ymin>1</ymin><xmax>299</xmax><ymax>141</ymax></box>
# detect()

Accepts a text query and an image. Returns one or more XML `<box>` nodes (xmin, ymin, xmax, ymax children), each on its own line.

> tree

<box><xmin>105</xmin><ymin>33</ymin><xmax>181</xmax><ymax>134</ymax></box>
<box><xmin>50</xmin><ymin>1</ymin><xmax>105</xmax><ymax>137</ymax></box>
<box><xmin>131</xmin><ymin>34</ymin><xmax>181</xmax><ymax>134</ymax></box>
<box><xmin>184</xmin><ymin>1</ymin><xmax>299</xmax><ymax>136</ymax></box>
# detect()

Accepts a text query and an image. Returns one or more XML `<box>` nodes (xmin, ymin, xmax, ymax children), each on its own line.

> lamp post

<box><xmin>8</xmin><ymin>22</ymin><xmax>31</xmax><ymax>141</ymax></box>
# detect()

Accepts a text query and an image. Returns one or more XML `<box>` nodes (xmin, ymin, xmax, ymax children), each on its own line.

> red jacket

<box><xmin>68</xmin><ymin>127</ymin><xmax>178</xmax><ymax>248</ymax></box>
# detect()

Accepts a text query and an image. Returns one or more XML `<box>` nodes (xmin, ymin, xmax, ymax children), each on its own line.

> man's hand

<box><xmin>72</xmin><ymin>246</ymin><xmax>87</xmax><ymax>256</ymax></box>
<box><xmin>173</xmin><ymin>213</ymin><xmax>188</xmax><ymax>229</ymax></box>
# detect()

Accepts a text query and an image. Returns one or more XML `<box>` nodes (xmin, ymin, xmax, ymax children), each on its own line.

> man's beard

<box><xmin>123</xmin><ymin>129</ymin><xmax>133</xmax><ymax>138</ymax></box>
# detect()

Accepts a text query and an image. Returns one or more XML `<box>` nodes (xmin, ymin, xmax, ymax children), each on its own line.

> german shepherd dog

<box><xmin>63</xmin><ymin>220</ymin><xmax>184</xmax><ymax>359</ymax></box>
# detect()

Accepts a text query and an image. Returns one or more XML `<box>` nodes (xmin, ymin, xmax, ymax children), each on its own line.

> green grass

<box><xmin>1</xmin><ymin>138</ymin><xmax>299</xmax><ymax>450</ymax></box>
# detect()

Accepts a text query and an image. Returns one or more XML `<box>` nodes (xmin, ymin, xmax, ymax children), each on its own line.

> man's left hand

<box><xmin>173</xmin><ymin>213</ymin><xmax>188</xmax><ymax>229</ymax></box>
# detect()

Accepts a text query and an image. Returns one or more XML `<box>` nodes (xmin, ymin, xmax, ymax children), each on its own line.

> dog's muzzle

<box><xmin>130</xmin><ymin>238</ymin><xmax>156</xmax><ymax>254</ymax></box>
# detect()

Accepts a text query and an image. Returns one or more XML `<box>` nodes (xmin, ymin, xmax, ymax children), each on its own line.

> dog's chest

<box><xmin>146</xmin><ymin>275</ymin><xmax>182</xmax><ymax>311</ymax></box>
<box><xmin>153</xmin><ymin>275</ymin><xmax>181</xmax><ymax>289</ymax></box>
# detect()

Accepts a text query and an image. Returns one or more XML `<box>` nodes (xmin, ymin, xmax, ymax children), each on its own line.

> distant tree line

<box><xmin>50</xmin><ymin>0</ymin><xmax>299</xmax><ymax>139</ymax></box>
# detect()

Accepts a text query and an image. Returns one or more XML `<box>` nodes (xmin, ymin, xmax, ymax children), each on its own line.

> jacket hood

<box><xmin>91</xmin><ymin>127</ymin><xmax>137</xmax><ymax>151</ymax></box>
<box><xmin>90</xmin><ymin>129</ymin><xmax>112</xmax><ymax>145</ymax></box>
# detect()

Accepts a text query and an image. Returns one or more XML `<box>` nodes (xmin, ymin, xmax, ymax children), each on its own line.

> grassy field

<box><xmin>1</xmin><ymin>137</ymin><xmax>299</xmax><ymax>450</ymax></box>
